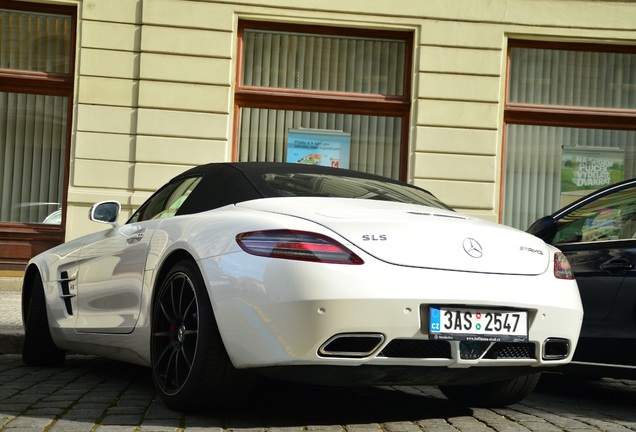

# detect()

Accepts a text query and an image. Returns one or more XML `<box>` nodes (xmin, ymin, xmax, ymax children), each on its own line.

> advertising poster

<box><xmin>561</xmin><ymin>146</ymin><xmax>624</xmax><ymax>196</ymax></box>
<box><xmin>286</xmin><ymin>129</ymin><xmax>351</xmax><ymax>169</ymax></box>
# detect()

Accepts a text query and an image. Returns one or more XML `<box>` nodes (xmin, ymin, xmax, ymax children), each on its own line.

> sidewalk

<box><xmin>0</xmin><ymin>276</ymin><xmax>24</xmax><ymax>355</ymax></box>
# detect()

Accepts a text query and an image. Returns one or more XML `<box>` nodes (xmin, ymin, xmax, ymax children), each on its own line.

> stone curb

<box><xmin>0</xmin><ymin>329</ymin><xmax>23</xmax><ymax>355</ymax></box>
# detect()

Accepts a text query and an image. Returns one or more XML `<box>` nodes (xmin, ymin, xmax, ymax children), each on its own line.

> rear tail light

<box><xmin>554</xmin><ymin>252</ymin><xmax>574</xmax><ymax>279</ymax></box>
<box><xmin>236</xmin><ymin>230</ymin><xmax>364</xmax><ymax>265</ymax></box>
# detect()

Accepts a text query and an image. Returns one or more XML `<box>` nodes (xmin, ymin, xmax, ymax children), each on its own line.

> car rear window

<box><xmin>260</xmin><ymin>172</ymin><xmax>452</xmax><ymax>210</ymax></box>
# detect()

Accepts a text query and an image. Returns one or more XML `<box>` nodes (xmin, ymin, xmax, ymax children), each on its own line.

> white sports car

<box><xmin>22</xmin><ymin>162</ymin><xmax>583</xmax><ymax>411</ymax></box>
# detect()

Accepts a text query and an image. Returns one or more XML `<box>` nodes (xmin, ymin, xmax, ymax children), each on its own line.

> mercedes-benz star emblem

<box><xmin>463</xmin><ymin>238</ymin><xmax>483</xmax><ymax>258</ymax></box>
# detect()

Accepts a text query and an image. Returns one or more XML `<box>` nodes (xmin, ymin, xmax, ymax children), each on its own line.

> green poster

<box><xmin>561</xmin><ymin>147</ymin><xmax>624</xmax><ymax>194</ymax></box>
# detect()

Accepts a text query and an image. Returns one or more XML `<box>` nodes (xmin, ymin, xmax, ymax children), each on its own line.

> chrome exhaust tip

<box><xmin>318</xmin><ymin>333</ymin><xmax>385</xmax><ymax>358</ymax></box>
<box><xmin>543</xmin><ymin>338</ymin><xmax>571</xmax><ymax>360</ymax></box>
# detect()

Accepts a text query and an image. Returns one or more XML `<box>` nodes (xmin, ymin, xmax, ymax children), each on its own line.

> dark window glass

<box><xmin>129</xmin><ymin>177</ymin><xmax>202</xmax><ymax>223</ymax></box>
<box><xmin>261</xmin><ymin>172</ymin><xmax>451</xmax><ymax>210</ymax></box>
<box><xmin>554</xmin><ymin>186</ymin><xmax>636</xmax><ymax>243</ymax></box>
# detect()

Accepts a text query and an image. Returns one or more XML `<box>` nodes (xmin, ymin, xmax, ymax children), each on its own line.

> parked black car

<box><xmin>528</xmin><ymin>178</ymin><xmax>636</xmax><ymax>379</ymax></box>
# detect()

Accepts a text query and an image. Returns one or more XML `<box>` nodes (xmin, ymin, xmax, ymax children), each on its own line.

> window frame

<box><xmin>233</xmin><ymin>20</ymin><xmax>413</xmax><ymax>181</ymax></box>
<box><xmin>501</xmin><ymin>39</ymin><xmax>636</xmax><ymax>224</ymax></box>
<box><xmin>0</xmin><ymin>0</ymin><xmax>76</xmax><ymax>269</ymax></box>
<box><xmin>504</xmin><ymin>40</ymin><xmax>636</xmax><ymax>130</ymax></box>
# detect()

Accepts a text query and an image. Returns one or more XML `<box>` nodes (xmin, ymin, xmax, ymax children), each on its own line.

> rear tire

<box><xmin>438</xmin><ymin>373</ymin><xmax>541</xmax><ymax>407</ymax></box>
<box><xmin>150</xmin><ymin>259</ymin><xmax>255</xmax><ymax>412</ymax></box>
<box><xmin>22</xmin><ymin>272</ymin><xmax>66</xmax><ymax>366</ymax></box>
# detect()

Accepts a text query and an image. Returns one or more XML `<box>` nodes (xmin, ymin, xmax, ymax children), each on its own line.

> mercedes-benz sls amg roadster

<box><xmin>22</xmin><ymin>162</ymin><xmax>583</xmax><ymax>411</ymax></box>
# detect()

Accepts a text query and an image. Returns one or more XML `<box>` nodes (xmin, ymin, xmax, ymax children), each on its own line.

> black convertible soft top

<box><xmin>171</xmin><ymin>162</ymin><xmax>447</xmax><ymax>216</ymax></box>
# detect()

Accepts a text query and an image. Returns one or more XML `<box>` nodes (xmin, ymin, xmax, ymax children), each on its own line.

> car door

<box><xmin>74</xmin><ymin>221</ymin><xmax>158</xmax><ymax>334</ymax></box>
<box><xmin>550</xmin><ymin>185</ymin><xmax>636</xmax><ymax>364</ymax></box>
<box><xmin>74</xmin><ymin>175</ymin><xmax>202</xmax><ymax>334</ymax></box>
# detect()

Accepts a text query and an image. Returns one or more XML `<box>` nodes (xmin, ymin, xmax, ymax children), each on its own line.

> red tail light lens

<box><xmin>236</xmin><ymin>230</ymin><xmax>364</xmax><ymax>265</ymax></box>
<box><xmin>554</xmin><ymin>252</ymin><xmax>574</xmax><ymax>279</ymax></box>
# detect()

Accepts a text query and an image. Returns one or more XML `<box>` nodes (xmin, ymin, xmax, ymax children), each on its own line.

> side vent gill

<box><xmin>58</xmin><ymin>271</ymin><xmax>76</xmax><ymax>315</ymax></box>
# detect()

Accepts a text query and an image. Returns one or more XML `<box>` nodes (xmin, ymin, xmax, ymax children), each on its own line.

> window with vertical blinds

<box><xmin>0</xmin><ymin>92</ymin><xmax>68</xmax><ymax>224</ymax></box>
<box><xmin>242</xmin><ymin>29</ymin><xmax>405</xmax><ymax>96</ymax></box>
<box><xmin>503</xmin><ymin>41</ymin><xmax>636</xmax><ymax>230</ymax></box>
<box><xmin>238</xmin><ymin>108</ymin><xmax>403</xmax><ymax>179</ymax></box>
<box><xmin>0</xmin><ymin>8</ymin><xmax>72</xmax><ymax>73</ymax></box>
<box><xmin>236</xmin><ymin>22</ymin><xmax>412</xmax><ymax>180</ymax></box>
<box><xmin>0</xmin><ymin>5</ymin><xmax>73</xmax><ymax>226</ymax></box>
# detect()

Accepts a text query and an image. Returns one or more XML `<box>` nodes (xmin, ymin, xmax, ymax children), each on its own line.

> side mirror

<box><xmin>527</xmin><ymin>215</ymin><xmax>558</xmax><ymax>243</ymax></box>
<box><xmin>89</xmin><ymin>201</ymin><xmax>121</xmax><ymax>226</ymax></box>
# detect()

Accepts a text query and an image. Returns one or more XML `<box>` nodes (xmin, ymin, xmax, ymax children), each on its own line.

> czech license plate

<box><xmin>429</xmin><ymin>306</ymin><xmax>528</xmax><ymax>342</ymax></box>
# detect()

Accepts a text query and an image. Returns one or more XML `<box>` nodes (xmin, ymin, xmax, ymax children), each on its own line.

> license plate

<box><xmin>429</xmin><ymin>306</ymin><xmax>528</xmax><ymax>342</ymax></box>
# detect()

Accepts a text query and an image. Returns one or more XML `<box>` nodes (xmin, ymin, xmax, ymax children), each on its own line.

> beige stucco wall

<box><xmin>60</xmin><ymin>0</ymin><xmax>636</xmax><ymax>239</ymax></box>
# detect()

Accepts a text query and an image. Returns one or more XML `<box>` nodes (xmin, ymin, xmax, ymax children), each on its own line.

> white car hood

<box><xmin>236</xmin><ymin>198</ymin><xmax>551</xmax><ymax>275</ymax></box>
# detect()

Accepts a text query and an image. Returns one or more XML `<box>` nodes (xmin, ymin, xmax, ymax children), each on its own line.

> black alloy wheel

<box><xmin>151</xmin><ymin>266</ymin><xmax>199</xmax><ymax>397</ymax></box>
<box><xmin>150</xmin><ymin>259</ymin><xmax>254</xmax><ymax>411</ymax></box>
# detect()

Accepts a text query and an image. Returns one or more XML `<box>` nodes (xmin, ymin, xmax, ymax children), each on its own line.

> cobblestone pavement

<box><xmin>0</xmin><ymin>355</ymin><xmax>635</xmax><ymax>432</ymax></box>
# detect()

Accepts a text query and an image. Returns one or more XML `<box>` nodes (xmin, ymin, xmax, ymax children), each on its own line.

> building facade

<box><xmin>1</xmin><ymin>0</ymin><xmax>636</xmax><ymax>270</ymax></box>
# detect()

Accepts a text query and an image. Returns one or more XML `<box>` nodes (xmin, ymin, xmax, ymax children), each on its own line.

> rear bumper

<box><xmin>202</xmin><ymin>253</ymin><xmax>583</xmax><ymax>377</ymax></box>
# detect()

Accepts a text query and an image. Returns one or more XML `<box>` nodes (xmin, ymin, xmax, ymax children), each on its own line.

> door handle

<box><xmin>128</xmin><ymin>230</ymin><xmax>145</xmax><ymax>240</ymax></box>
<box><xmin>122</xmin><ymin>225</ymin><xmax>146</xmax><ymax>242</ymax></box>
<box><xmin>600</xmin><ymin>259</ymin><xmax>635</xmax><ymax>274</ymax></box>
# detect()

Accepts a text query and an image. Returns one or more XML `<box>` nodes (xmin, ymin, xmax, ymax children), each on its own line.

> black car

<box><xmin>528</xmin><ymin>178</ymin><xmax>636</xmax><ymax>379</ymax></box>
